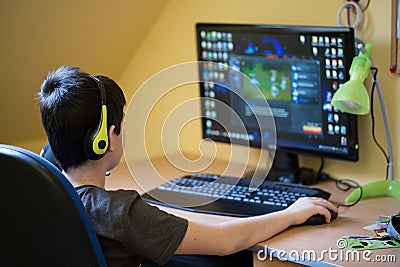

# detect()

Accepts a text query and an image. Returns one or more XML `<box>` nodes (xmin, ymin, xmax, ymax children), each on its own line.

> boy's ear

<box><xmin>107</xmin><ymin>125</ymin><xmax>117</xmax><ymax>152</ymax></box>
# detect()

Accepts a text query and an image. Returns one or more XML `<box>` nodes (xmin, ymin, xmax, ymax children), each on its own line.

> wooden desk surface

<box><xmin>106</xmin><ymin>156</ymin><xmax>400</xmax><ymax>266</ymax></box>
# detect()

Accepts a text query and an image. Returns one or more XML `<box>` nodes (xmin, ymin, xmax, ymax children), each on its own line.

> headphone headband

<box><xmin>83</xmin><ymin>76</ymin><xmax>109</xmax><ymax>160</ymax></box>
<box><xmin>91</xmin><ymin>76</ymin><xmax>107</xmax><ymax>105</ymax></box>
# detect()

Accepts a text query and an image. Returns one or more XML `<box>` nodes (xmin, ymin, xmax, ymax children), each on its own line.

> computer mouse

<box><xmin>303</xmin><ymin>209</ymin><xmax>338</xmax><ymax>225</ymax></box>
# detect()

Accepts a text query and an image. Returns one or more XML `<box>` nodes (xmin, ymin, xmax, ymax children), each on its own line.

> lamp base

<box><xmin>345</xmin><ymin>180</ymin><xmax>400</xmax><ymax>203</ymax></box>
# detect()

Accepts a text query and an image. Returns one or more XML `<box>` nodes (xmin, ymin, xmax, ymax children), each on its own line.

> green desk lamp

<box><xmin>331</xmin><ymin>43</ymin><xmax>400</xmax><ymax>203</ymax></box>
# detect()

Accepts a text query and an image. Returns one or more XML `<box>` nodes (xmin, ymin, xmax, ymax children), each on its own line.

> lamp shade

<box><xmin>330</xmin><ymin>79</ymin><xmax>370</xmax><ymax>115</ymax></box>
<box><xmin>331</xmin><ymin>43</ymin><xmax>372</xmax><ymax>115</ymax></box>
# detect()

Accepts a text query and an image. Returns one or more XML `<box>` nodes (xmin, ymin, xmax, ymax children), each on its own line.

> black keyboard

<box><xmin>141</xmin><ymin>173</ymin><xmax>331</xmax><ymax>217</ymax></box>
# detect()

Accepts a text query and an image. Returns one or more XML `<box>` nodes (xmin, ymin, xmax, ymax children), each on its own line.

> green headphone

<box><xmin>84</xmin><ymin>76</ymin><xmax>109</xmax><ymax>160</ymax></box>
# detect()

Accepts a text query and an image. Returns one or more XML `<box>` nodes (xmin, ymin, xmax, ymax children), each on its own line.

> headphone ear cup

<box><xmin>84</xmin><ymin>105</ymin><xmax>109</xmax><ymax>160</ymax></box>
<box><xmin>84</xmin><ymin>127</ymin><xmax>102</xmax><ymax>160</ymax></box>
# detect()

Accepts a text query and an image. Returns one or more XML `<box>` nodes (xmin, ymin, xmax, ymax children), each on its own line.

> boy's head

<box><xmin>38</xmin><ymin>66</ymin><xmax>126</xmax><ymax>171</ymax></box>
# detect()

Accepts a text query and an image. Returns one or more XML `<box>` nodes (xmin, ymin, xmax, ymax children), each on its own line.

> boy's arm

<box><xmin>174</xmin><ymin>197</ymin><xmax>338</xmax><ymax>256</ymax></box>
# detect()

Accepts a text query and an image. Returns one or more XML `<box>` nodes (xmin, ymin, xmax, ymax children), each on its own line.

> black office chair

<box><xmin>0</xmin><ymin>144</ymin><xmax>107</xmax><ymax>266</ymax></box>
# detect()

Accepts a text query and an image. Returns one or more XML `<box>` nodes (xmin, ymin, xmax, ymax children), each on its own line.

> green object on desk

<box><xmin>346</xmin><ymin>180</ymin><xmax>400</xmax><ymax>203</ymax></box>
<box><xmin>338</xmin><ymin>236</ymin><xmax>400</xmax><ymax>251</ymax></box>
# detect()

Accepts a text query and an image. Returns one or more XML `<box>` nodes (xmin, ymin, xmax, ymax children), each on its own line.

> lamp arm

<box><xmin>370</xmin><ymin>65</ymin><xmax>394</xmax><ymax>181</ymax></box>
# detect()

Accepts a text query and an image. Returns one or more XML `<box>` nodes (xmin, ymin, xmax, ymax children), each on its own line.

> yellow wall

<box><xmin>5</xmin><ymin>0</ymin><xmax>399</xmax><ymax>186</ymax></box>
<box><xmin>119</xmin><ymin>0</ymin><xmax>400</xmax><ymax>185</ymax></box>
<box><xmin>0</xmin><ymin>0</ymin><xmax>167</xmax><ymax>153</ymax></box>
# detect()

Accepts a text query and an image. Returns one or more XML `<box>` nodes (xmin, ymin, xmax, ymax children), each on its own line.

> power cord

<box><xmin>337</xmin><ymin>0</ymin><xmax>370</xmax><ymax>28</ymax></box>
<box><xmin>370</xmin><ymin>67</ymin><xmax>390</xmax><ymax>180</ymax></box>
<box><xmin>337</xmin><ymin>1</ymin><xmax>363</xmax><ymax>28</ymax></box>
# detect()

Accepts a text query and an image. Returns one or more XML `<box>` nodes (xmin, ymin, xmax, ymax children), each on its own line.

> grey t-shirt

<box><xmin>76</xmin><ymin>185</ymin><xmax>188</xmax><ymax>267</ymax></box>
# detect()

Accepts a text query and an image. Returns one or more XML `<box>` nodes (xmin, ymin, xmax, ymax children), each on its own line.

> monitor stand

<box><xmin>266</xmin><ymin>150</ymin><xmax>299</xmax><ymax>183</ymax></box>
<box><xmin>266</xmin><ymin>150</ymin><xmax>319</xmax><ymax>185</ymax></box>
<box><xmin>243</xmin><ymin>150</ymin><xmax>319</xmax><ymax>185</ymax></box>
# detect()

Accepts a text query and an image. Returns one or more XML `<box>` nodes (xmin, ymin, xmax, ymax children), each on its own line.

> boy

<box><xmin>38</xmin><ymin>66</ymin><xmax>338</xmax><ymax>266</ymax></box>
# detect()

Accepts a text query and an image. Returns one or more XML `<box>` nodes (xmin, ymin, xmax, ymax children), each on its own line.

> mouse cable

<box><xmin>316</xmin><ymin>157</ymin><xmax>363</xmax><ymax>207</ymax></box>
<box><xmin>323</xmin><ymin>174</ymin><xmax>363</xmax><ymax>208</ymax></box>
<box><xmin>334</xmin><ymin>178</ymin><xmax>363</xmax><ymax>208</ymax></box>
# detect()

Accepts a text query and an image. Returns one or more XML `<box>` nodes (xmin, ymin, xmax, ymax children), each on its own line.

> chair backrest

<box><xmin>0</xmin><ymin>144</ymin><xmax>107</xmax><ymax>266</ymax></box>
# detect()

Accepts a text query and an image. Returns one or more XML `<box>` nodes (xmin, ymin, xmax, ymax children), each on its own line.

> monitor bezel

<box><xmin>196</xmin><ymin>22</ymin><xmax>358</xmax><ymax>163</ymax></box>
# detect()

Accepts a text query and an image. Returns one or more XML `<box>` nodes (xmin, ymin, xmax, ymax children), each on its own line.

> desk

<box><xmin>106</xmin><ymin>156</ymin><xmax>400</xmax><ymax>266</ymax></box>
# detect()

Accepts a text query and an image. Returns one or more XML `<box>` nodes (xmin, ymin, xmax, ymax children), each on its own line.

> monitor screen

<box><xmin>196</xmin><ymin>23</ymin><xmax>358</xmax><ymax>177</ymax></box>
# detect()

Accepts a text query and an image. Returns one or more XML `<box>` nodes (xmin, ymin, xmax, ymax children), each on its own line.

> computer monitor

<box><xmin>196</xmin><ymin>23</ymin><xmax>358</xmax><ymax>183</ymax></box>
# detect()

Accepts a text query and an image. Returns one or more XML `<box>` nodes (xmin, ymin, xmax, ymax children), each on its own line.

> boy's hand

<box><xmin>285</xmin><ymin>197</ymin><xmax>339</xmax><ymax>225</ymax></box>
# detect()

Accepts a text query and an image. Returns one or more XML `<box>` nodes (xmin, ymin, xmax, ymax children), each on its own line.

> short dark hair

<box><xmin>38</xmin><ymin>66</ymin><xmax>126</xmax><ymax>170</ymax></box>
